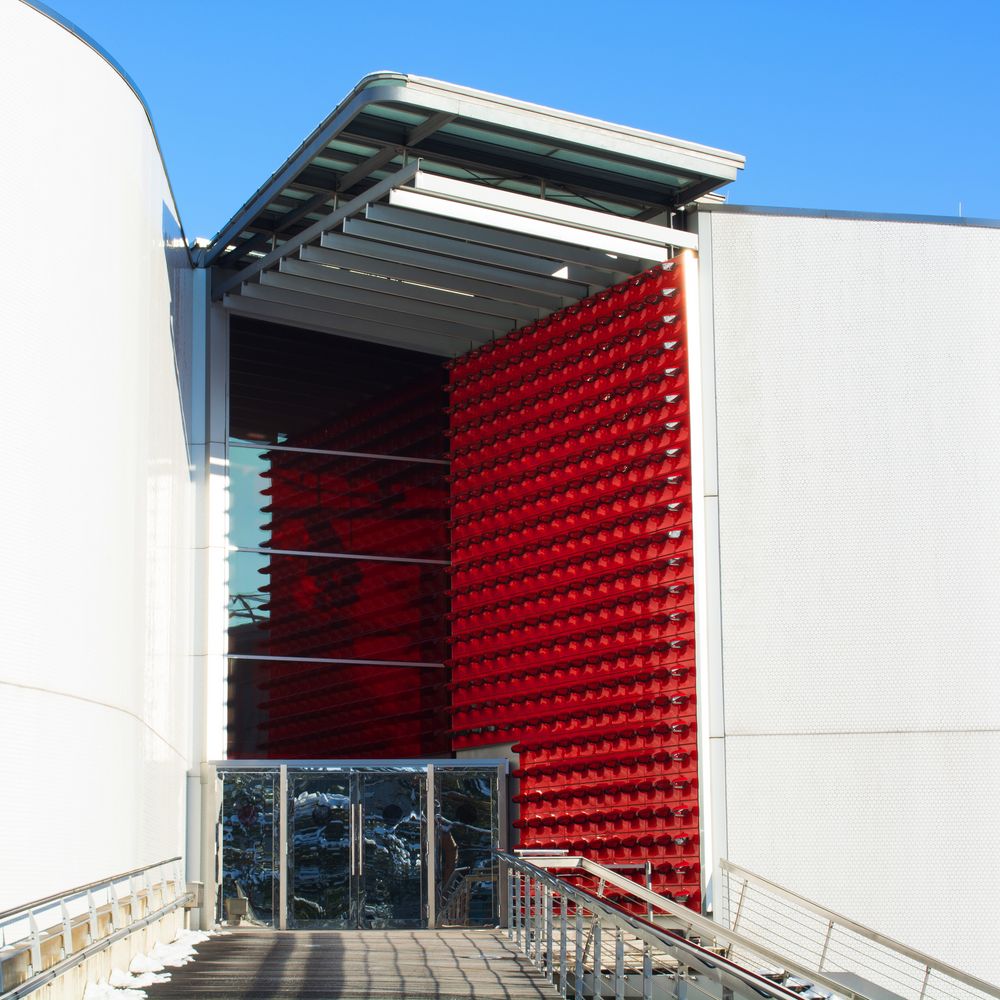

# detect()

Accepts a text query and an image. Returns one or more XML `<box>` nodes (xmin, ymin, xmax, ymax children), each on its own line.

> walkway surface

<box><xmin>143</xmin><ymin>928</ymin><xmax>556</xmax><ymax>999</ymax></box>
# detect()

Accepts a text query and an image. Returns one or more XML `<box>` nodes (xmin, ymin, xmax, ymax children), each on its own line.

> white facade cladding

<box><xmin>0</xmin><ymin>2</ymin><xmax>195</xmax><ymax>910</ymax></box>
<box><xmin>700</xmin><ymin>207</ymin><xmax>1000</xmax><ymax>981</ymax></box>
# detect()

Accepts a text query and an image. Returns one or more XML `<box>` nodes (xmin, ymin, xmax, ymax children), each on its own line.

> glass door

<box><xmin>287</xmin><ymin>770</ymin><xmax>353</xmax><ymax>927</ymax></box>
<box><xmin>357</xmin><ymin>770</ymin><xmax>426</xmax><ymax>928</ymax></box>
<box><xmin>218</xmin><ymin>763</ymin><xmax>502</xmax><ymax>930</ymax></box>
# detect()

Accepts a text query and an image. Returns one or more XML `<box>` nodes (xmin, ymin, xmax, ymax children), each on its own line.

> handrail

<box><xmin>0</xmin><ymin>857</ymin><xmax>182</xmax><ymax>924</ymax></box>
<box><xmin>0</xmin><ymin>858</ymin><xmax>190</xmax><ymax>1000</ymax></box>
<box><xmin>523</xmin><ymin>853</ymin><xmax>877</xmax><ymax>1000</ymax></box>
<box><xmin>719</xmin><ymin>860</ymin><xmax>1000</xmax><ymax>1000</ymax></box>
<box><xmin>720</xmin><ymin>860</ymin><xmax>1000</xmax><ymax>998</ymax></box>
<box><xmin>499</xmin><ymin>850</ymin><xmax>821</xmax><ymax>1000</ymax></box>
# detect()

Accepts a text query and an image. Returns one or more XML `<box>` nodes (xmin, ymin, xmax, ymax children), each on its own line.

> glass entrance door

<box><xmin>217</xmin><ymin>762</ymin><xmax>500</xmax><ymax>930</ymax></box>
<box><xmin>357</xmin><ymin>770</ymin><xmax>425</xmax><ymax>928</ymax></box>
<box><xmin>288</xmin><ymin>771</ymin><xmax>352</xmax><ymax>927</ymax></box>
<box><xmin>286</xmin><ymin>768</ymin><xmax>425</xmax><ymax>928</ymax></box>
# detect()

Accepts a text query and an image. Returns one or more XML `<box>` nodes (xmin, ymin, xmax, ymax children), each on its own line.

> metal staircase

<box><xmin>500</xmin><ymin>853</ymin><xmax>1000</xmax><ymax>1000</ymax></box>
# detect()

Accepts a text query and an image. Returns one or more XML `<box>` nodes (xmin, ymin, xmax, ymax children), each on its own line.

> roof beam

<box><xmin>336</xmin><ymin>145</ymin><xmax>402</xmax><ymax>193</ymax></box>
<box><xmin>299</xmin><ymin>243</ymin><xmax>562</xmax><ymax>312</ymax></box>
<box><xmin>411</xmin><ymin>170</ymin><xmax>698</xmax><ymax>249</ymax></box>
<box><xmin>365</xmin><ymin>202</ymin><xmax>636</xmax><ymax>275</ymax></box>
<box><xmin>330</xmin><ymin>225</ymin><xmax>588</xmax><ymax>299</ymax></box>
<box><xmin>239</xmin><ymin>280</ymin><xmax>484</xmax><ymax>342</ymax></box>
<box><xmin>390</xmin><ymin>188</ymin><xmax>675</xmax><ymax>261</ymax></box>
<box><xmin>343</xmin><ymin>217</ymin><xmax>608</xmax><ymax>285</ymax></box>
<box><xmin>212</xmin><ymin>161</ymin><xmax>420</xmax><ymax>300</ymax></box>
<box><xmin>265</xmin><ymin>267</ymin><xmax>515</xmax><ymax>332</ymax></box>
<box><xmin>407</xmin><ymin>111</ymin><xmax>457</xmax><ymax>147</ymax></box>
<box><xmin>279</xmin><ymin>256</ymin><xmax>537</xmax><ymax>323</ymax></box>
<box><xmin>222</xmin><ymin>293</ymin><xmax>472</xmax><ymax>358</ymax></box>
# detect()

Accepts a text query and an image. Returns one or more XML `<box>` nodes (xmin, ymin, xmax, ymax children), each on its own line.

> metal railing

<box><xmin>500</xmin><ymin>851</ymin><xmax>849</xmax><ymax>1000</ymax></box>
<box><xmin>0</xmin><ymin>858</ymin><xmax>192</xmax><ymax>1000</ymax></box>
<box><xmin>720</xmin><ymin>860</ymin><xmax>1000</xmax><ymax>1000</ymax></box>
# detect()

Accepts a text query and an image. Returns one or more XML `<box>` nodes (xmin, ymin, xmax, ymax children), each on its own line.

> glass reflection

<box><xmin>219</xmin><ymin>770</ymin><xmax>277</xmax><ymax>925</ymax></box>
<box><xmin>227</xmin><ymin>550</ymin><xmax>448</xmax><ymax>663</ymax></box>
<box><xmin>288</xmin><ymin>772</ymin><xmax>352</xmax><ymax>927</ymax></box>
<box><xmin>228</xmin><ymin>445</ymin><xmax>448</xmax><ymax>560</ymax></box>
<box><xmin>436</xmin><ymin>768</ymin><xmax>499</xmax><ymax>926</ymax></box>
<box><xmin>226</xmin><ymin>660</ymin><xmax>451</xmax><ymax>759</ymax></box>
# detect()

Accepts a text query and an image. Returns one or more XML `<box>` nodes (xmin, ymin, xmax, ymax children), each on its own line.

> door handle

<box><xmin>356</xmin><ymin>802</ymin><xmax>364</xmax><ymax>878</ymax></box>
<box><xmin>349</xmin><ymin>801</ymin><xmax>356</xmax><ymax>876</ymax></box>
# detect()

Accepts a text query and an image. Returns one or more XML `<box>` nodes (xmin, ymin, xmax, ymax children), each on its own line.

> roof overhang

<box><xmin>205</xmin><ymin>72</ymin><xmax>744</xmax><ymax>275</ymax></box>
<box><xmin>217</xmin><ymin>162</ymin><xmax>698</xmax><ymax>358</ymax></box>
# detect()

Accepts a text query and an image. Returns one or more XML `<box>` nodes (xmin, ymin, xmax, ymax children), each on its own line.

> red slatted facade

<box><xmin>447</xmin><ymin>258</ymin><xmax>700</xmax><ymax>908</ymax></box>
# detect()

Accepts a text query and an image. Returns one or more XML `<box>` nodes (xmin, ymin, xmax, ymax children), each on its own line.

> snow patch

<box><xmin>85</xmin><ymin>928</ymin><xmax>218</xmax><ymax>998</ymax></box>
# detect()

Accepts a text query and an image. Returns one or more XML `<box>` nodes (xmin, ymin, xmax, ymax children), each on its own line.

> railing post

<box><xmin>732</xmin><ymin>876</ymin><xmax>747</xmax><ymax>932</ymax></box>
<box><xmin>818</xmin><ymin>919</ymin><xmax>834</xmax><ymax>970</ymax></box>
<box><xmin>110</xmin><ymin>880</ymin><xmax>121</xmax><ymax>931</ymax></box>
<box><xmin>506</xmin><ymin>864</ymin><xmax>514</xmax><ymax>939</ymax></box>
<box><xmin>559</xmin><ymin>895</ymin><xmax>568</xmax><ymax>997</ymax></box>
<box><xmin>130</xmin><ymin>875</ymin><xmax>140</xmax><ymax>922</ymax></box>
<box><xmin>593</xmin><ymin>919</ymin><xmax>603</xmax><ymax>998</ymax></box>
<box><xmin>60</xmin><ymin>900</ymin><xmax>73</xmax><ymax>958</ymax></box>
<box><xmin>87</xmin><ymin>888</ymin><xmax>99</xmax><ymax>943</ymax></box>
<box><xmin>28</xmin><ymin>911</ymin><xmax>41</xmax><ymax>976</ymax></box>
<box><xmin>514</xmin><ymin>872</ymin><xmax>523</xmax><ymax>949</ymax></box>
<box><xmin>526</xmin><ymin>876</ymin><xmax>534</xmax><ymax>965</ymax></box>
<box><xmin>918</xmin><ymin>965</ymin><xmax>932</xmax><ymax>1000</ymax></box>
<box><xmin>545</xmin><ymin>882</ymin><xmax>554</xmax><ymax>979</ymax></box>
<box><xmin>642</xmin><ymin>941</ymin><xmax>653</xmax><ymax>1000</ymax></box>
<box><xmin>615</xmin><ymin>927</ymin><xmax>625</xmax><ymax>1000</ymax></box>
<box><xmin>574</xmin><ymin>905</ymin><xmax>584</xmax><ymax>1000</ymax></box>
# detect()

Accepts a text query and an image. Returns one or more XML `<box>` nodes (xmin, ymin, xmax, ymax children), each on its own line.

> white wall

<box><xmin>0</xmin><ymin>2</ymin><xmax>194</xmax><ymax>909</ymax></box>
<box><xmin>707</xmin><ymin>209</ymin><xmax>1000</xmax><ymax>981</ymax></box>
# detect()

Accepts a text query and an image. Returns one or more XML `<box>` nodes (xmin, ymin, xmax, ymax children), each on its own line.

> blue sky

<box><xmin>46</xmin><ymin>0</ymin><xmax>1000</xmax><ymax>240</ymax></box>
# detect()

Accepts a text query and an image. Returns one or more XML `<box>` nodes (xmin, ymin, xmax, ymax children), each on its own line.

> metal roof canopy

<box><xmin>206</xmin><ymin>73</ymin><xmax>744</xmax><ymax>275</ymax></box>
<box><xmin>218</xmin><ymin>161</ymin><xmax>700</xmax><ymax>358</ymax></box>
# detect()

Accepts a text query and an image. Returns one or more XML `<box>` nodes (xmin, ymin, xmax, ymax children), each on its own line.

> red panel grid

<box><xmin>448</xmin><ymin>258</ymin><xmax>700</xmax><ymax>909</ymax></box>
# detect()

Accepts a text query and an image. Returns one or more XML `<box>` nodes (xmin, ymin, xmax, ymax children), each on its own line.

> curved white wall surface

<box><xmin>0</xmin><ymin>2</ymin><xmax>194</xmax><ymax>909</ymax></box>
<box><xmin>708</xmin><ymin>209</ymin><xmax>1000</xmax><ymax>981</ymax></box>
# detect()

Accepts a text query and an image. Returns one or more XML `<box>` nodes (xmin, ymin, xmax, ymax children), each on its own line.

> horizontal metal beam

<box><xmin>222</xmin><ymin>293</ymin><xmax>477</xmax><ymax>358</ymax></box>
<box><xmin>344</xmin><ymin>215</ymin><xmax>599</xmax><ymax>283</ymax></box>
<box><xmin>299</xmin><ymin>243</ymin><xmax>557</xmax><ymax>313</ymax></box>
<box><xmin>264</xmin><ymin>267</ymin><xmax>513</xmax><ymax>333</ymax></box>
<box><xmin>412</xmin><ymin>168</ymin><xmax>699</xmax><ymax>249</ymax></box>
<box><xmin>391</xmin><ymin>187</ymin><xmax>679</xmax><ymax>260</ymax></box>
<box><xmin>279</xmin><ymin>256</ymin><xmax>532</xmax><ymax>324</ymax></box>
<box><xmin>320</xmin><ymin>230</ymin><xmax>585</xmax><ymax>301</ymax></box>
<box><xmin>240</xmin><ymin>280</ymin><xmax>483</xmax><ymax>343</ymax></box>
<box><xmin>365</xmin><ymin>202</ymin><xmax>637</xmax><ymax>276</ymax></box>
<box><xmin>212</xmin><ymin>161</ymin><xmax>421</xmax><ymax>300</ymax></box>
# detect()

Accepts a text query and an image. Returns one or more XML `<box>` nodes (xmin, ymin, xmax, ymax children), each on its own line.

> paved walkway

<box><xmin>144</xmin><ymin>928</ymin><xmax>556</xmax><ymax>999</ymax></box>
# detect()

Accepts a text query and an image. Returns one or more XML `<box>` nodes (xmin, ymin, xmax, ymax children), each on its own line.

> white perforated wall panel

<box><xmin>709</xmin><ymin>209</ymin><xmax>1000</xmax><ymax>981</ymax></box>
<box><xmin>0</xmin><ymin>3</ymin><xmax>194</xmax><ymax>908</ymax></box>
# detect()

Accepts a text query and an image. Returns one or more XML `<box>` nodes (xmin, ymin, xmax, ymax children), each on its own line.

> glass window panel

<box><xmin>227</xmin><ymin>660</ymin><xmax>450</xmax><ymax>758</ymax></box>
<box><xmin>229</xmin><ymin>444</ymin><xmax>448</xmax><ymax>559</ymax></box>
<box><xmin>228</xmin><ymin>550</ymin><xmax>447</xmax><ymax>663</ymax></box>
<box><xmin>229</xmin><ymin>319</ymin><xmax>447</xmax><ymax>458</ymax></box>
